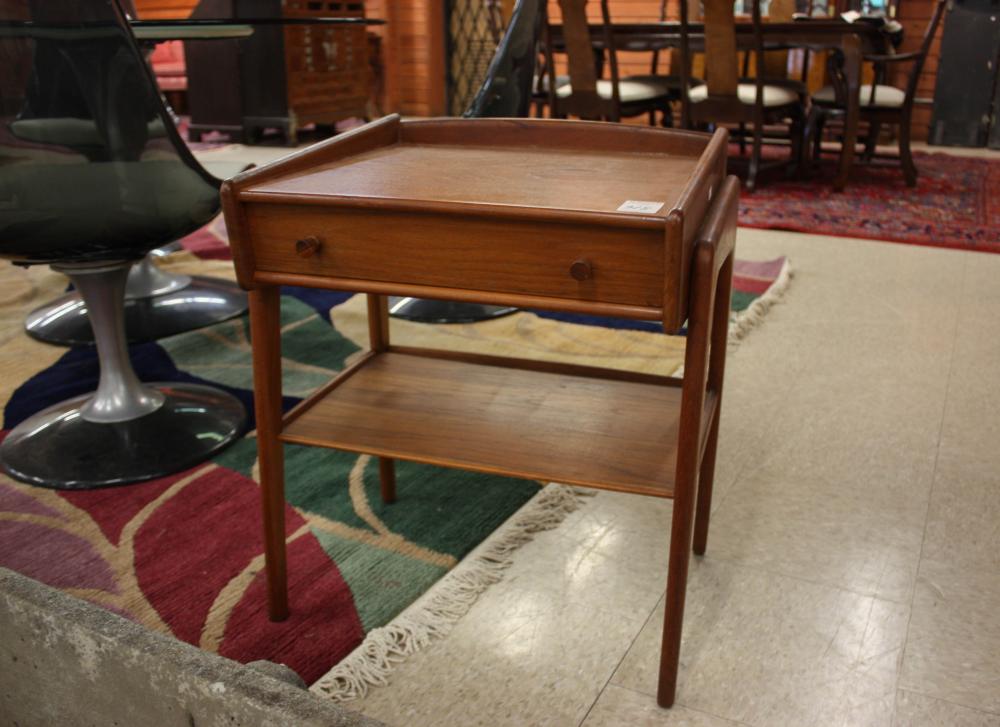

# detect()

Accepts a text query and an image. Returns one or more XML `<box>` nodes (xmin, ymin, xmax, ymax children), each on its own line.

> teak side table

<box><xmin>221</xmin><ymin>115</ymin><xmax>737</xmax><ymax>708</ymax></box>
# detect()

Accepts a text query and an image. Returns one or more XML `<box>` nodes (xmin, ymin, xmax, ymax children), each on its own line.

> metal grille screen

<box><xmin>446</xmin><ymin>0</ymin><xmax>504</xmax><ymax>115</ymax></box>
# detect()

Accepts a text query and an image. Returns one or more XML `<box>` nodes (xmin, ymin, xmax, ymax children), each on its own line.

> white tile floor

<box><xmin>199</xmin><ymin>142</ymin><xmax>1000</xmax><ymax>727</ymax></box>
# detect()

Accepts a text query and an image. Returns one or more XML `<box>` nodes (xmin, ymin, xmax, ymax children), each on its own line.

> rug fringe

<box><xmin>728</xmin><ymin>257</ymin><xmax>793</xmax><ymax>344</ymax></box>
<box><xmin>309</xmin><ymin>483</ymin><xmax>590</xmax><ymax>702</ymax></box>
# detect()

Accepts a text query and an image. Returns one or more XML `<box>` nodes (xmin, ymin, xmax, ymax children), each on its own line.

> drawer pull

<box><xmin>295</xmin><ymin>236</ymin><xmax>322</xmax><ymax>258</ymax></box>
<box><xmin>570</xmin><ymin>259</ymin><xmax>593</xmax><ymax>281</ymax></box>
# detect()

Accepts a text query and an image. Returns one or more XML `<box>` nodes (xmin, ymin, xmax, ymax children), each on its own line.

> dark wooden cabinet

<box><xmin>185</xmin><ymin>0</ymin><xmax>370</xmax><ymax>144</ymax></box>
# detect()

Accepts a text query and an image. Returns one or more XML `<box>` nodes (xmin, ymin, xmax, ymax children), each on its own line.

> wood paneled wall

<box><xmin>132</xmin><ymin>0</ymin><xmax>942</xmax><ymax>139</ymax></box>
<box><xmin>367</xmin><ymin>0</ymin><xmax>447</xmax><ymax>115</ymax></box>
<box><xmin>133</xmin><ymin>0</ymin><xmax>199</xmax><ymax>18</ymax></box>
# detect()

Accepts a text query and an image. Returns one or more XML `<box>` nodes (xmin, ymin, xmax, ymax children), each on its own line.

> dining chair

<box><xmin>484</xmin><ymin>0</ymin><xmax>566</xmax><ymax>118</ymax></box>
<box><xmin>14</xmin><ymin>0</ymin><xmax>249</xmax><ymax>347</ymax></box>
<box><xmin>0</xmin><ymin>0</ymin><xmax>246</xmax><ymax>488</ymax></box>
<box><xmin>617</xmin><ymin>0</ymin><xmax>694</xmax><ymax>126</ymax></box>
<box><xmin>678</xmin><ymin>0</ymin><xmax>807</xmax><ymax>190</ymax></box>
<box><xmin>543</xmin><ymin>0</ymin><xmax>675</xmax><ymax>125</ymax></box>
<box><xmin>805</xmin><ymin>0</ymin><xmax>945</xmax><ymax>186</ymax></box>
<box><xmin>387</xmin><ymin>0</ymin><xmax>544</xmax><ymax>323</ymax></box>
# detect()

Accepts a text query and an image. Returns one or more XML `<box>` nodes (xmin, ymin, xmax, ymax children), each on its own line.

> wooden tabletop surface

<box><xmin>243</xmin><ymin>141</ymin><xmax>702</xmax><ymax>221</ymax></box>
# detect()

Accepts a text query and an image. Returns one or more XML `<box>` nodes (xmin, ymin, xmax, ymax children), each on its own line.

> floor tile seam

<box><xmin>696</xmin><ymin>551</ymin><xmax>916</xmax><ymax>606</ymax></box>
<box><xmin>604</xmin><ymin>682</ymin><xmax>753</xmax><ymax>726</ymax></box>
<box><xmin>894</xmin><ymin>253</ymin><xmax>967</xmax><ymax>719</ymax></box>
<box><xmin>583</xmin><ymin>591</ymin><xmax>667</xmax><ymax>727</ymax></box>
<box><xmin>895</xmin><ymin>686</ymin><xmax>1000</xmax><ymax>719</ymax></box>
<box><xmin>576</xmin><ymin>616</ymin><xmax>656</xmax><ymax>727</ymax></box>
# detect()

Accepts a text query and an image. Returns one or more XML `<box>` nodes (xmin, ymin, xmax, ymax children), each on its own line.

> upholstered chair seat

<box><xmin>812</xmin><ymin>83</ymin><xmax>907</xmax><ymax>108</ymax></box>
<box><xmin>689</xmin><ymin>82</ymin><xmax>799</xmax><ymax>107</ymax></box>
<box><xmin>556</xmin><ymin>77</ymin><xmax>673</xmax><ymax>103</ymax></box>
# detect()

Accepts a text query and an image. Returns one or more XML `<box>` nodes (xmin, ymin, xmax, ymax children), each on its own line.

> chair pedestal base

<box><xmin>25</xmin><ymin>273</ymin><xmax>248</xmax><ymax>345</ymax></box>
<box><xmin>388</xmin><ymin>296</ymin><xmax>517</xmax><ymax>324</ymax></box>
<box><xmin>0</xmin><ymin>383</ymin><xmax>245</xmax><ymax>489</ymax></box>
<box><xmin>3</xmin><ymin>261</ymin><xmax>246</xmax><ymax>489</ymax></box>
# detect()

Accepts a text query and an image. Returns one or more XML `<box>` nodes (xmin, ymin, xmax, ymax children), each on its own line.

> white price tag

<box><xmin>617</xmin><ymin>200</ymin><xmax>664</xmax><ymax>214</ymax></box>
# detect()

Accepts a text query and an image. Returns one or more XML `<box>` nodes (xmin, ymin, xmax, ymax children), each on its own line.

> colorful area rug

<box><xmin>0</xmin><ymin>225</ymin><xmax>790</xmax><ymax>696</ymax></box>
<box><xmin>738</xmin><ymin>152</ymin><xmax>1000</xmax><ymax>254</ymax></box>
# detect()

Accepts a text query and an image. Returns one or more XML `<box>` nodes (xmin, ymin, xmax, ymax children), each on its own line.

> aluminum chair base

<box><xmin>1</xmin><ymin>261</ymin><xmax>246</xmax><ymax>490</ymax></box>
<box><xmin>24</xmin><ymin>255</ymin><xmax>248</xmax><ymax>345</ymax></box>
<box><xmin>0</xmin><ymin>383</ymin><xmax>246</xmax><ymax>489</ymax></box>
<box><xmin>388</xmin><ymin>296</ymin><xmax>518</xmax><ymax>324</ymax></box>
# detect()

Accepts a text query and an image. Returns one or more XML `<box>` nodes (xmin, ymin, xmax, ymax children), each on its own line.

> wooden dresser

<box><xmin>185</xmin><ymin>0</ymin><xmax>371</xmax><ymax>144</ymax></box>
<box><xmin>222</xmin><ymin>115</ymin><xmax>737</xmax><ymax>708</ymax></box>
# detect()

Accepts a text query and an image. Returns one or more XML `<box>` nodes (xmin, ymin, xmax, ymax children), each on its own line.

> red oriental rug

<box><xmin>738</xmin><ymin>152</ymin><xmax>1000</xmax><ymax>254</ymax></box>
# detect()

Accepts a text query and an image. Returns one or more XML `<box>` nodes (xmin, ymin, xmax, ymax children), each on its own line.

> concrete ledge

<box><xmin>0</xmin><ymin>568</ymin><xmax>385</xmax><ymax>727</ymax></box>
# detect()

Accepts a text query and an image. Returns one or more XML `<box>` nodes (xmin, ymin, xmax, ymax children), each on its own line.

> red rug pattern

<box><xmin>738</xmin><ymin>152</ymin><xmax>1000</xmax><ymax>254</ymax></box>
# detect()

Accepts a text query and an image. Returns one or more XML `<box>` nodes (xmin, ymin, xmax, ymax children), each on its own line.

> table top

<box><xmin>228</xmin><ymin>115</ymin><xmax>730</xmax><ymax>333</ymax></box>
<box><xmin>549</xmin><ymin>17</ymin><xmax>884</xmax><ymax>50</ymax></box>
<box><xmin>130</xmin><ymin>17</ymin><xmax>384</xmax><ymax>29</ymax></box>
<box><xmin>548</xmin><ymin>18</ymin><xmax>885</xmax><ymax>54</ymax></box>
<box><xmin>0</xmin><ymin>17</ymin><xmax>383</xmax><ymax>41</ymax></box>
<box><xmin>241</xmin><ymin>117</ymin><xmax>720</xmax><ymax>227</ymax></box>
<box><xmin>253</xmin><ymin>144</ymin><xmax>703</xmax><ymax>221</ymax></box>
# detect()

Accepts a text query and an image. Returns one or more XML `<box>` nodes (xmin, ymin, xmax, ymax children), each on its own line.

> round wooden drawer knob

<box><xmin>570</xmin><ymin>259</ymin><xmax>593</xmax><ymax>281</ymax></box>
<box><xmin>295</xmin><ymin>236</ymin><xmax>322</xmax><ymax>258</ymax></box>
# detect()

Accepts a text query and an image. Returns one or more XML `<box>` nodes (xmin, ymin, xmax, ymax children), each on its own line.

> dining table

<box><xmin>548</xmin><ymin>19</ymin><xmax>890</xmax><ymax>191</ymax></box>
<box><xmin>0</xmin><ymin>16</ymin><xmax>383</xmax><ymax>42</ymax></box>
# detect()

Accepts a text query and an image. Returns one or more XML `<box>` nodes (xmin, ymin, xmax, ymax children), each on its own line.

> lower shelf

<box><xmin>280</xmin><ymin>349</ymin><xmax>711</xmax><ymax>498</ymax></box>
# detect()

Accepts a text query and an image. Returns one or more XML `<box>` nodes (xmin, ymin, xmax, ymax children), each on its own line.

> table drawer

<box><xmin>244</xmin><ymin>204</ymin><xmax>666</xmax><ymax>308</ymax></box>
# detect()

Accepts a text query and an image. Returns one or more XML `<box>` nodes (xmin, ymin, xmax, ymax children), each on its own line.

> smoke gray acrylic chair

<box><xmin>14</xmin><ymin>4</ymin><xmax>248</xmax><ymax>346</ymax></box>
<box><xmin>0</xmin><ymin>0</ymin><xmax>245</xmax><ymax>488</ymax></box>
<box><xmin>386</xmin><ymin>0</ymin><xmax>544</xmax><ymax>323</ymax></box>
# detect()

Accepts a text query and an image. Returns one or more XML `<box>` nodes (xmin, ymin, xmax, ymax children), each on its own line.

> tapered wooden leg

<box><xmin>693</xmin><ymin>254</ymin><xmax>733</xmax><ymax>556</ymax></box>
<box><xmin>658</xmin><ymin>244</ymin><xmax>718</xmax><ymax>708</ymax></box>
<box><xmin>249</xmin><ymin>286</ymin><xmax>289</xmax><ymax>622</ymax></box>
<box><xmin>379</xmin><ymin>457</ymin><xmax>396</xmax><ymax>503</ymax></box>
<box><xmin>367</xmin><ymin>293</ymin><xmax>390</xmax><ymax>351</ymax></box>
<box><xmin>693</xmin><ymin>412</ymin><xmax>720</xmax><ymax>561</ymax></box>
<box><xmin>367</xmin><ymin>293</ymin><xmax>397</xmax><ymax>505</ymax></box>
<box><xmin>659</xmin><ymin>459</ymin><xmax>699</xmax><ymax>708</ymax></box>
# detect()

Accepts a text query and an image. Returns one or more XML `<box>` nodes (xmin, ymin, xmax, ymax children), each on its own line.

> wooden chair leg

<box><xmin>747</xmin><ymin>123</ymin><xmax>763</xmax><ymax>192</ymax></box>
<box><xmin>863</xmin><ymin>120</ymin><xmax>881</xmax><ymax>162</ymax></box>
<box><xmin>379</xmin><ymin>457</ymin><xmax>396</xmax><ymax>503</ymax></box>
<box><xmin>811</xmin><ymin>110</ymin><xmax>827</xmax><ymax>171</ymax></box>
<box><xmin>794</xmin><ymin>118</ymin><xmax>807</xmax><ymax>179</ymax></box>
<box><xmin>899</xmin><ymin>117</ymin><xmax>918</xmax><ymax>187</ymax></box>
<box><xmin>660</xmin><ymin>102</ymin><xmax>674</xmax><ymax>128</ymax></box>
